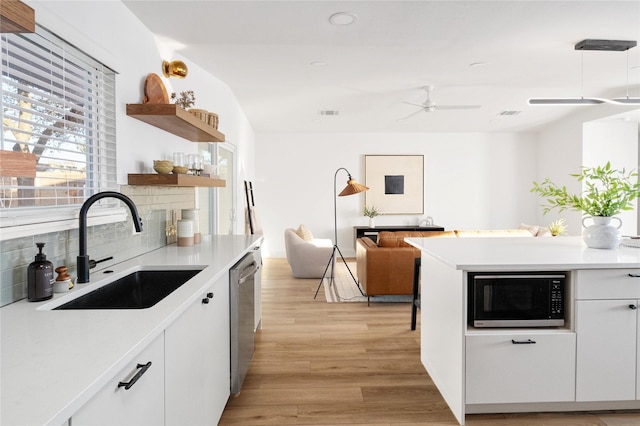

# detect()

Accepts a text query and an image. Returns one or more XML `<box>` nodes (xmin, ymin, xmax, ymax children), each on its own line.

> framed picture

<box><xmin>364</xmin><ymin>155</ymin><xmax>424</xmax><ymax>215</ymax></box>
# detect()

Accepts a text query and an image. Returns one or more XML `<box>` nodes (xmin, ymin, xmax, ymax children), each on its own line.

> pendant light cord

<box><xmin>626</xmin><ymin>49</ymin><xmax>630</xmax><ymax>99</ymax></box>
<box><xmin>580</xmin><ymin>49</ymin><xmax>584</xmax><ymax>99</ymax></box>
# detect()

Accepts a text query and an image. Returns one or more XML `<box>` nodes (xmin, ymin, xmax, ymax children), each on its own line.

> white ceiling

<box><xmin>123</xmin><ymin>0</ymin><xmax>640</xmax><ymax>134</ymax></box>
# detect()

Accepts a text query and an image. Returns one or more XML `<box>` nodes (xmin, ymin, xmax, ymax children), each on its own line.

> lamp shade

<box><xmin>162</xmin><ymin>60</ymin><xmax>188</xmax><ymax>78</ymax></box>
<box><xmin>528</xmin><ymin>98</ymin><xmax>605</xmax><ymax>105</ymax></box>
<box><xmin>338</xmin><ymin>179</ymin><xmax>369</xmax><ymax>196</ymax></box>
<box><xmin>609</xmin><ymin>98</ymin><xmax>640</xmax><ymax>105</ymax></box>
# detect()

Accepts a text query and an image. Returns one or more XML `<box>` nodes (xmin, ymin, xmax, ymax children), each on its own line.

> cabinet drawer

<box><xmin>73</xmin><ymin>334</ymin><xmax>165</xmax><ymax>425</ymax></box>
<box><xmin>466</xmin><ymin>333</ymin><xmax>576</xmax><ymax>404</ymax></box>
<box><xmin>576</xmin><ymin>269</ymin><xmax>640</xmax><ymax>300</ymax></box>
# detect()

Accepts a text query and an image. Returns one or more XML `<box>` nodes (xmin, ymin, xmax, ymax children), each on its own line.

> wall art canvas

<box><xmin>364</xmin><ymin>155</ymin><xmax>424</xmax><ymax>215</ymax></box>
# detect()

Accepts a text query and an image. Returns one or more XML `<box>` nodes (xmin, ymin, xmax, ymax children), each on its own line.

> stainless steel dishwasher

<box><xmin>230</xmin><ymin>248</ymin><xmax>260</xmax><ymax>394</ymax></box>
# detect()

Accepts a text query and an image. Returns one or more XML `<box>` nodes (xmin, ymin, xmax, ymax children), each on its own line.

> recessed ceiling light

<box><xmin>319</xmin><ymin>109</ymin><xmax>340</xmax><ymax>116</ymax></box>
<box><xmin>329</xmin><ymin>12</ymin><xmax>358</xmax><ymax>26</ymax></box>
<box><xmin>310</xmin><ymin>61</ymin><xmax>328</xmax><ymax>67</ymax></box>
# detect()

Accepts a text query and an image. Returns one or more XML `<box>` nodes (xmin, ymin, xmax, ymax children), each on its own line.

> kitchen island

<box><xmin>1</xmin><ymin>234</ymin><xmax>262</xmax><ymax>426</ymax></box>
<box><xmin>405</xmin><ymin>236</ymin><xmax>640</xmax><ymax>425</ymax></box>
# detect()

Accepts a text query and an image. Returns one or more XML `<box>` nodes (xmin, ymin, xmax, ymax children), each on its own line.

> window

<box><xmin>1</xmin><ymin>25</ymin><xmax>118</xmax><ymax>238</ymax></box>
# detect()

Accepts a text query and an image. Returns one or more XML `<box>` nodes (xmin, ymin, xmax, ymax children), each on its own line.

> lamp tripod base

<box><xmin>313</xmin><ymin>244</ymin><xmax>365</xmax><ymax>299</ymax></box>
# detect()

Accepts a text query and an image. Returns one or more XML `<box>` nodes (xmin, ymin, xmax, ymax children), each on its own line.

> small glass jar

<box><xmin>173</xmin><ymin>152</ymin><xmax>185</xmax><ymax>167</ymax></box>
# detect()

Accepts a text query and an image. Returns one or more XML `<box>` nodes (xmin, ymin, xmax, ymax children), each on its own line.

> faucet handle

<box><xmin>89</xmin><ymin>256</ymin><xmax>114</xmax><ymax>269</ymax></box>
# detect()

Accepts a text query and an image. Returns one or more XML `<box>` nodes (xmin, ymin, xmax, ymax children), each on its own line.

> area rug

<box><xmin>323</xmin><ymin>262</ymin><xmax>412</xmax><ymax>303</ymax></box>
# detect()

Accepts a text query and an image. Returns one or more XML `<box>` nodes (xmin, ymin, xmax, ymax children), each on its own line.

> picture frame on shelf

<box><xmin>364</xmin><ymin>154</ymin><xmax>424</xmax><ymax>215</ymax></box>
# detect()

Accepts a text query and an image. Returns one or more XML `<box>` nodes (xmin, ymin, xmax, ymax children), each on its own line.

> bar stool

<box><xmin>411</xmin><ymin>257</ymin><xmax>421</xmax><ymax>330</ymax></box>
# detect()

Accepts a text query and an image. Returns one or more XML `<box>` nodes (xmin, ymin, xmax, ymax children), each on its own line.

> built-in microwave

<box><xmin>468</xmin><ymin>272</ymin><xmax>566</xmax><ymax>328</ymax></box>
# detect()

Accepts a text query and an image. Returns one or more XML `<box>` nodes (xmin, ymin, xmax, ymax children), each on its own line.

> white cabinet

<box><xmin>575</xmin><ymin>299</ymin><xmax>637</xmax><ymax>401</ymax></box>
<box><xmin>165</xmin><ymin>274</ymin><xmax>230</xmax><ymax>425</ymax></box>
<box><xmin>575</xmin><ymin>269</ymin><xmax>640</xmax><ymax>402</ymax></box>
<box><xmin>466</xmin><ymin>332</ymin><xmax>576</xmax><ymax>404</ymax></box>
<box><xmin>72</xmin><ymin>334</ymin><xmax>165</xmax><ymax>425</ymax></box>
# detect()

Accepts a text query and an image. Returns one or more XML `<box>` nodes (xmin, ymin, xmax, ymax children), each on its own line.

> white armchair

<box><xmin>284</xmin><ymin>228</ymin><xmax>333</xmax><ymax>278</ymax></box>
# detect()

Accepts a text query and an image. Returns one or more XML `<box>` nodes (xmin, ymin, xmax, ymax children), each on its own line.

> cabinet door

<box><xmin>165</xmin><ymin>276</ymin><xmax>230</xmax><ymax>425</ymax></box>
<box><xmin>466</xmin><ymin>333</ymin><xmax>576</xmax><ymax>404</ymax></box>
<box><xmin>576</xmin><ymin>299</ymin><xmax>637</xmax><ymax>401</ymax></box>
<box><xmin>210</xmin><ymin>274</ymin><xmax>231</xmax><ymax>417</ymax></box>
<box><xmin>72</xmin><ymin>334</ymin><xmax>165</xmax><ymax>425</ymax></box>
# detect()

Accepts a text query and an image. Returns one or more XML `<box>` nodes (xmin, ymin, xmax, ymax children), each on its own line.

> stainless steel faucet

<box><xmin>77</xmin><ymin>191</ymin><xmax>143</xmax><ymax>283</ymax></box>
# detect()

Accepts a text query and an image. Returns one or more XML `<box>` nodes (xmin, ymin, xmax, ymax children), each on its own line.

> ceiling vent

<box><xmin>319</xmin><ymin>110</ymin><xmax>340</xmax><ymax>116</ymax></box>
<box><xmin>574</xmin><ymin>39</ymin><xmax>637</xmax><ymax>51</ymax></box>
<box><xmin>497</xmin><ymin>110</ymin><xmax>521</xmax><ymax>116</ymax></box>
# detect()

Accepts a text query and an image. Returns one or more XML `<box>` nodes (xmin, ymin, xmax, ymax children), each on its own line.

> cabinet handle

<box><xmin>118</xmin><ymin>362</ymin><xmax>152</xmax><ymax>390</ymax></box>
<box><xmin>630</xmin><ymin>304</ymin><xmax>638</xmax><ymax>310</ymax></box>
<box><xmin>629</xmin><ymin>274</ymin><xmax>640</xmax><ymax>278</ymax></box>
<box><xmin>207</xmin><ymin>292</ymin><xmax>214</xmax><ymax>299</ymax></box>
<box><xmin>511</xmin><ymin>339</ymin><xmax>536</xmax><ymax>345</ymax></box>
<box><xmin>202</xmin><ymin>298</ymin><xmax>210</xmax><ymax>304</ymax></box>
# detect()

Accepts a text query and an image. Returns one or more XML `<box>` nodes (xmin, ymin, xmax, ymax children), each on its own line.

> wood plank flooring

<box><xmin>219</xmin><ymin>258</ymin><xmax>640</xmax><ymax>425</ymax></box>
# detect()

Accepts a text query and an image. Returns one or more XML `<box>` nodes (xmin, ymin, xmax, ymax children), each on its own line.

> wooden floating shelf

<box><xmin>1</xmin><ymin>0</ymin><xmax>35</xmax><ymax>33</ymax></box>
<box><xmin>126</xmin><ymin>104</ymin><xmax>225</xmax><ymax>142</ymax></box>
<box><xmin>128</xmin><ymin>174</ymin><xmax>226</xmax><ymax>187</ymax></box>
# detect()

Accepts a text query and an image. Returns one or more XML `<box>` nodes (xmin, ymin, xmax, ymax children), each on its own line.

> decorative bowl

<box><xmin>154</xmin><ymin>164</ymin><xmax>174</xmax><ymax>175</ymax></box>
<box><xmin>172</xmin><ymin>166</ymin><xmax>189</xmax><ymax>174</ymax></box>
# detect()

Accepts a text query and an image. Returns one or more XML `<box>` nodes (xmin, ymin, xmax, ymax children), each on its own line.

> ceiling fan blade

<box><xmin>402</xmin><ymin>101</ymin><xmax>425</xmax><ymax>107</ymax></box>
<box><xmin>397</xmin><ymin>109</ymin><xmax>426</xmax><ymax>121</ymax></box>
<box><xmin>434</xmin><ymin>105</ymin><xmax>481</xmax><ymax>110</ymax></box>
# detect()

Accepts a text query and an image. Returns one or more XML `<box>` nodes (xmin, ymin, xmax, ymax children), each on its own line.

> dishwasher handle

<box><xmin>238</xmin><ymin>261</ymin><xmax>258</xmax><ymax>284</ymax></box>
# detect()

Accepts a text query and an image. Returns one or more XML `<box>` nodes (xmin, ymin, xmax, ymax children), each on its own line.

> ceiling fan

<box><xmin>400</xmin><ymin>86</ymin><xmax>481</xmax><ymax>120</ymax></box>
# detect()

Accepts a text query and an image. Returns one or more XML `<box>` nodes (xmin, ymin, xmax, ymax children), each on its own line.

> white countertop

<box><xmin>0</xmin><ymin>234</ymin><xmax>262</xmax><ymax>426</ymax></box>
<box><xmin>405</xmin><ymin>236</ymin><xmax>640</xmax><ymax>271</ymax></box>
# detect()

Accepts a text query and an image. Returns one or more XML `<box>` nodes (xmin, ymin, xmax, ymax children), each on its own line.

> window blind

<box><xmin>1</xmin><ymin>25</ymin><xmax>117</xmax><ymax>211</ymax></box>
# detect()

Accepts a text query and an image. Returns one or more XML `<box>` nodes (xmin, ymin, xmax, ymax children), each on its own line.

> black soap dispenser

<box><xmin>27</xmin><ymin>242</ymin><xmax>54</xmax><ymax>301</ymax></box>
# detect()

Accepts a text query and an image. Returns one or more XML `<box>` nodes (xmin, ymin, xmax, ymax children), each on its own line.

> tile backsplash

<box><xmin>0</xmin><ymin>186</ymin><xmax>198</xmax><ymax>307</ymax></box>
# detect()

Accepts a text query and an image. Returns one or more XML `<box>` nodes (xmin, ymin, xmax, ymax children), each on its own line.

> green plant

<box><xmin>547</xmin><ymin>218</ymin><xmax>567</xmax><ymax>236</ymax></box>
<box><xmin>531</xmin><ymin>162</ymin><xmax>640</xmax><ymax>217</ymax></box>
<box><xmin>363</xmin><ymin>205</ymin><xmax>380</xmax><ymax>218</ymax></box>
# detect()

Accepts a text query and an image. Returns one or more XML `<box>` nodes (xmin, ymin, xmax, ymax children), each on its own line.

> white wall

<box><xmin>535</xmin><ymin>106</ymin><xmax>639</xmax><ymax>235</ymax></box>
<box><xmin>27</xmin><ymin>0</ymin><xmax>256</xmax><ymax>234</ymax></box>
<box><xmin>583</xmin><ymin>120</ymin><xmax>639</xmax><ymax>236</ymax></box>
<box><xmin>256</xmin><ymin>132</ymin><xmax>539</xmax><ymax>258</ymax></box>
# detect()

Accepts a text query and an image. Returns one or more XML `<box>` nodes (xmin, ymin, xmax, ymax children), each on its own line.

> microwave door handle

<box><xmin>511</xmin><ymin>339</ymin><xmax>537</xmax><ymax>345</ymax></box>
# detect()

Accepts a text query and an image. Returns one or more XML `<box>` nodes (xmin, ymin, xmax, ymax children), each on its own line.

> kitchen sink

<box><xmin>53</xmin><ymin>269</ymin><xmax>203</xmax><ymax>310</ymax></box>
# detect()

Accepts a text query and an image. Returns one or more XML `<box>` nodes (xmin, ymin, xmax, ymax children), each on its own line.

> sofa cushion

<box><xmin>519</xmin><ymin>223</ymin><xmax>540</xmax><ymax>236</ymax></box>
<box><xmin>295</xmin><ymin>224</ymin><xmax>314</xmax><ymax>241</ymax></box>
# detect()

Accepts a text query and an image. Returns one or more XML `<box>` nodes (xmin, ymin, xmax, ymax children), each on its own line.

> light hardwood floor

<box><xmin>219</xmin><ymin>258</ymin><xmax>640</xmax><ymax>425</ymax></box>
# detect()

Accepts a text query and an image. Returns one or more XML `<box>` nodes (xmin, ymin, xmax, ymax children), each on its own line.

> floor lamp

<box><xmin>314</xmin><ymin>167</ymin><xmax>369</xmax><ymax>299</ymax></box>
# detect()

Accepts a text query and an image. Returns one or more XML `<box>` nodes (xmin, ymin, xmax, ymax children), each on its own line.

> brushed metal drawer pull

<box><xmin>512</xmin><ymin>339</ymin><xmax>536</xmax><ymax>345</ymax></box>
<box><xmin>629</xmin><ymin>274</ymin><xmax>640</xmax><ymax>278</ymax></box>
<box><xmin>118</xmin><ymin>362</ymin><xmax>152</xmax><ymax>390</ymax></box>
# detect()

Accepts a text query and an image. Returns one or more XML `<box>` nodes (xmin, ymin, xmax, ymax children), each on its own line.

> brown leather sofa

<box><xmin>356</xmin><ymin>229</ymin><xmax>533</xmax><ymax>302</ymax></box>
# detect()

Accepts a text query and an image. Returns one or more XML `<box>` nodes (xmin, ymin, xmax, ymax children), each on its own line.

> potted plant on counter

<box><xmin>531</xmin><ymin>162</ymin><xmax>640</xmax><ymax>248</ymax></box>
<box><xmin>363</xmin><ymin>205</ymin><xmax>381</xmax><ymax>228</ymax></box>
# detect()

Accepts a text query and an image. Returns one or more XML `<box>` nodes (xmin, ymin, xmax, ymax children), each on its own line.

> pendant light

<box><xmin>528</xmin><ymin>39</ymin><xmax>637</xmax><ymax>106</ymax></box>
<box><xmin>609</xmin><ymin>48</ymin><xmax>640</xmax><ymax>105</ymax></box>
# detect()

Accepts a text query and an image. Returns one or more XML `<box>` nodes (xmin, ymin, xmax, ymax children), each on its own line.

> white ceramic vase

<box><xmin>582</xmin><ymin>216</ymin><xmax>622</xmax><ymax>249</ymax></box>
<box><xmin>369</xmin><ymin>217</ymin><xmax>375</xmax><ymax>228</ymax></box>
